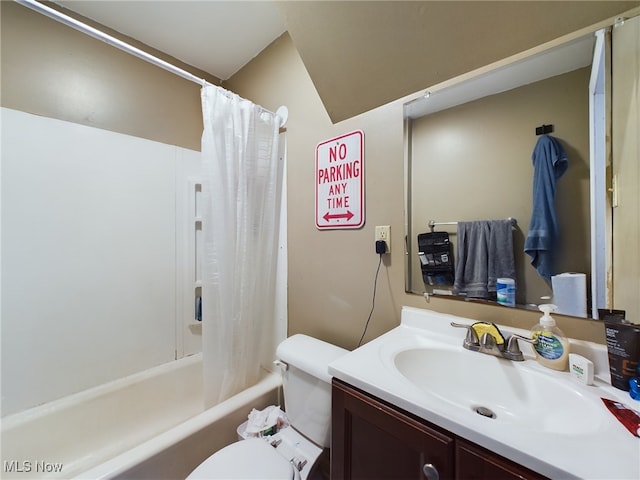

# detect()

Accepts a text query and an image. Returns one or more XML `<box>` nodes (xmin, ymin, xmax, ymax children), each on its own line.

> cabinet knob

<box><xmin>422</xmin><ymin>463</ymin><xmax>439</xmax><ymax>480</ymax></box>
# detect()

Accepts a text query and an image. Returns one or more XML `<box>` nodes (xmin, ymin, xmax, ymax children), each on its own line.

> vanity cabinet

<box><xmin>455</xmin><ymin>439</ymin><xmax>548</xmax><ymax>480</ymax></box>
<box><xmin>331</xmin><ymin>379</ymin><xmax>548</xmax><ymax>480</ymax></box>
<box><xmin>331</xmin><ymin>378</ymin><xmax>454</xmax><ymax>480</ymax></box>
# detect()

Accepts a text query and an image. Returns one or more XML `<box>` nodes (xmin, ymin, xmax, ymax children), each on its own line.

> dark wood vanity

<box><xmin>331</xmin><ymin>378</ymin><xmax>548</xmax><ymax>480</ymax></box>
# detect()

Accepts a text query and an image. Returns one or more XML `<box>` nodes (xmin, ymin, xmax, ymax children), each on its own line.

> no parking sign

<box><xmin>315</xmin><ymin>130</ymin><xmax>364</xmax><ymax>229</ymax></box>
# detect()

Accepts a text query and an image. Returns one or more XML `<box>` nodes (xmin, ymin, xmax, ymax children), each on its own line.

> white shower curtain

<box><xmin>200</xmin><ymin>85</ymin><xmax>283</xmax><ymax>407</ymax></box>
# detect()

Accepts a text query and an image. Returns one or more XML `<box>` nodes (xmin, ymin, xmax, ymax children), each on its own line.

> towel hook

<box><xmin>535</xmin><ymin>124</ymin><xmax>553</xmax><ymax>135</ymax></box>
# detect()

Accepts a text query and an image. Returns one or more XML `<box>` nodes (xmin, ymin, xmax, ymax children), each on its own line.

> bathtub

<box><xmin>1</xmin><ymin>353</ymin><xmax>282</xmax><ymax>479</ymax></box>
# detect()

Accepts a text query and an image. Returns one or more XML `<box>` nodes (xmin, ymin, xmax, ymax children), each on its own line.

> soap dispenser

<box><xmin>531</xmin><ymin>304</ymin><xmax>569</xmax><ymax>371</ymax></box>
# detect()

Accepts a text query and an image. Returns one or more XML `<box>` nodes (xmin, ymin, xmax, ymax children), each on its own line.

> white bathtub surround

<box><xmin>329</xmin><ymin>306</ymin><xmax>639</xmax><ymax>480</ymax></box>
<box><xmin>0</xmin><ymin>354</ymin><xmax>281</xmax><ymax>479</ymax></box>
<box><xmin>200</xmin><ymin>85</ymin><xmax>286</xmax><ymax>407</ymax></box>
<box><xmin>1</xmin><ymin>108</ymin><xmax>202</xmax><ymax>416</ymax></box>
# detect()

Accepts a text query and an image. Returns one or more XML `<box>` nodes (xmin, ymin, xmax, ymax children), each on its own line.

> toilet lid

<box><xmin>186</xmin><ymin>438</ymin><xmax>295</xmax><ymax>480</ymax></box>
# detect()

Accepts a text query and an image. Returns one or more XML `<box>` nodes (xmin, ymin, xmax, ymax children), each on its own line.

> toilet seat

<box><xmin>186</xmin><ymin>438</ymin><xmax>296</xmax><ymax>479</ymax></box>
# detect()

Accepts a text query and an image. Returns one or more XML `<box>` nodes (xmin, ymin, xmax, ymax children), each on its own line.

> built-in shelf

<box><xmin>190</xmin><ymin>179</ymin><xmax>203</xmax><ymax>323</ymax></box>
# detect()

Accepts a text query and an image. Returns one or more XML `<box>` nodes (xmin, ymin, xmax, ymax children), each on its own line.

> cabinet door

<box><xmin>332</xmin><ymin>379</ymin><xmax>455</xmax><ymax>480</ymax></box>
<box><xmin>456</xmin><ymin>439</ymin><xmax>548</xmax><ymax>480</ymax></box>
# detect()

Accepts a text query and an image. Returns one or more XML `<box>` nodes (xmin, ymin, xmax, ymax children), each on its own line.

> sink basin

<box><xmin>393</xmin><ymin>347</ymin><xmax>604</xmax><ymax>435</ymax></box>
<box><xmin>329</xmin><ymin>307</ymin><xmax>639</xmax><ymax>480</ymax></box>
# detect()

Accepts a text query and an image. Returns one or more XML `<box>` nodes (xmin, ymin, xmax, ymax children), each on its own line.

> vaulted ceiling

<box><xmin>277</xmin><ymin>1</ymin><xmax>639</xmax><ymax>122</ymax></box>
<box><xmin>53</xmin><ymin>1</ymin><xmax>640</xmax><ymax>123</ymax></box>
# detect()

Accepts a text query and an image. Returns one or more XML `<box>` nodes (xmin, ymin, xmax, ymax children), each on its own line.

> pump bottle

<box><xmin>530</xmin><ymin>304</ymin><xmax>569</xmax><ymax>371</ymax></box>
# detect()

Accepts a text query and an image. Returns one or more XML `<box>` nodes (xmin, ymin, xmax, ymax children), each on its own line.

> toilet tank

<box><xmin>276</xmin><ymin>334</ymin><xmax>347</xmax><ymax>448</ymax></box>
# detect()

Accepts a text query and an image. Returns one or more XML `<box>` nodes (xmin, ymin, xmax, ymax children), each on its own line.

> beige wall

<box><xmin>1</xmin><ymin>2</ymin><xmax>607</xmax><ymax>348</ymax></box>
<box><xmin>226</xmin><ymin>35</ymin><xmax>606</xmax><ymax>348</ymax></box>
<box><xmin>1</xmin><ymin>2</ymin><xmax>215</xmax><ymax>151</ymax></box>
<box><xmin>227</xmin><ymin>33</ymin><xmax>405</xmax><ymax>348</ymax></box>
<box><xmin>409</xmin><ymin>68</ymin><xmax>591</xmax><ymax>306</ymax></box>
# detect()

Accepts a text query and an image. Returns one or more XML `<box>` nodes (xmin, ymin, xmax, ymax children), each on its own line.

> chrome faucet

<box><xmin>450</xmin><ymin>322</ymin><xmax>537</xmax><ymax>361</ymax></box>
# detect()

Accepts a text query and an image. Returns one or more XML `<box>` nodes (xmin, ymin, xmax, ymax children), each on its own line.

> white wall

<box><xmin>1</xmin><ymin>108</ymin><xmax>201</xmax><ymax>416</ymax></box>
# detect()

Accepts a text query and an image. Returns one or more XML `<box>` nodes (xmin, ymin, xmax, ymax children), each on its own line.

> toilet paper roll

<box><xmin>552</xmin><ymin>272</ymin><xmax>587</xmax><ymax>318</ymax></box>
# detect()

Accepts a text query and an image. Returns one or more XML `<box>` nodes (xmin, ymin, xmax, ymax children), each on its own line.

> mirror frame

<box><xmin>403</xmin><ymin>29</ymin><xmax>607</xmax><ymax>319</ymax></box>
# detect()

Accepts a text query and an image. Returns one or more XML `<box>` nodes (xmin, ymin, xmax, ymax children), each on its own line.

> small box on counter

<box><xmin>604</xmin><ymin>314</ymin><xmax>640</xmax><ymax>392</ymax></box>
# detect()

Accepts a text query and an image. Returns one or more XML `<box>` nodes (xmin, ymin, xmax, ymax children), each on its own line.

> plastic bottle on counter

<box><xmin>530</xmin><ymin>304</ymin><xmax>569</xmax><ymax>371</ymax></box>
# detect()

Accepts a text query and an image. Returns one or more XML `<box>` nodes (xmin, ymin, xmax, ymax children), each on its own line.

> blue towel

<box><xmin>453</xmin><ymin>220</ymin><xmax>516</xmax><ymax>298</ymax></box>
<box><xmin>524</xmin><ymin>135</ymin><xmax>568</xmax><ymax>281</ymax></box>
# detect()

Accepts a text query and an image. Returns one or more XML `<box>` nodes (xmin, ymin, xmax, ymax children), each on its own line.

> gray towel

<box><xmin>488</xmin><ymin>219</ymin><xmax>516</xmax><ymax>290</ymax></box>
<box><xmin>453</xmin><ymin>220</ymin><xmax>515</xmax><ymax>298</ymax></box>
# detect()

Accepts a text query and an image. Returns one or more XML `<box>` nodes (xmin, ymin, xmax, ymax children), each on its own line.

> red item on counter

<box><xmin>602</xmin><ymin>398</ymin><xmax>640</xmax><ymax>438</ymax></box>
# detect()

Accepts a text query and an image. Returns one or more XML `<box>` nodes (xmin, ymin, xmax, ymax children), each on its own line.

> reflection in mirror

<box><xmin>404</xmin><ymin>32</ymin><xmax>601</xmax><ymax>317</ymax></box>
<box><xmin>610</xmin><ymin>14</ymin><xmax>640</xmax><ymax>323</ymax></box>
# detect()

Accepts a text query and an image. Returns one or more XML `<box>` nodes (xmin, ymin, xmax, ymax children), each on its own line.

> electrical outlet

<box><xmin>375</xmin><ymin>225</ymin><xmax>391</xmax><ymax>253</ymax></box>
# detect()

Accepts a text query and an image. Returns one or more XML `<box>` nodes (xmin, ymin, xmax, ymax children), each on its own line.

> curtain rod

<box><xmin>16</xmin><ymin>0</ymin><xmax>211</xmax><ymax>87</ymax></box>
<box><xmin>15</xmin><ymin>0</ymin><xmax>287</xmax><ymax>126</ymax></box>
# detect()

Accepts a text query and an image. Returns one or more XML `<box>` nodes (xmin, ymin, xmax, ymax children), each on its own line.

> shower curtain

<box><xmin>200</xmin><ymin>85</ymin><xmax>283</xmax><ymax>407</ymax></box>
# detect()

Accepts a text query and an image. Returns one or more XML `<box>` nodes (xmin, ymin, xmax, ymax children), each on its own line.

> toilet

<box><xmin>186</xmin><ymin>334</ymin><xmax>348</xmax><ymax>480</ymax></box>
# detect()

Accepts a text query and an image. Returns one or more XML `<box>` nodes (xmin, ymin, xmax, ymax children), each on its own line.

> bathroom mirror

<box><xmin>404</xmin><ymin>31</ymin><xmax>607</xmax><ymax>317</ymax></box>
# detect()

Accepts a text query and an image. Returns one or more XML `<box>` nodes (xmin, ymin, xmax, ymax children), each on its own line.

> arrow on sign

<box><xmin>323</xmin><ymin>210</ymin><xmax>355</xmax><ymax>222</ymax></box>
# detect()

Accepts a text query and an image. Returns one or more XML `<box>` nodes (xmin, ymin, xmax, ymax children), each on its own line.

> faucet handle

<box><xmin>479</xmin><ymin>332</ymin><xmax>497</xmax><ymax>349</ymax></box>
<box><xmin>506</xmin><ymin>334</ymin><xmax>538</xmax><ymax>357</ymax></box>
<box><xmin>450</xmin><ymin>322</ymin><xmax>480</xmax><ymax>345</ymax></box>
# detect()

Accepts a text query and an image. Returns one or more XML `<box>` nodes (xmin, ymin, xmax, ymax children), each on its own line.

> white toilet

<box><xmin>186</xmin><ymin>334</ymin><xmax>348</xmax><ymax>480</ymax></box>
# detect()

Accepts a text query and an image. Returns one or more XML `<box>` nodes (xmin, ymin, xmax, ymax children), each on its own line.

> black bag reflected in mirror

<box><xmin>418</xmin><ymin>232</ymin><xmax>455</xmax><ymax>286</ymax></box>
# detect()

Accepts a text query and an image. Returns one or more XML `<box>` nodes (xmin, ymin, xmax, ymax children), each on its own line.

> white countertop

<box><xmin>328</xmin><ymin>306</ymin><xmax>640</xmax><ymax>480</ymax></box>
